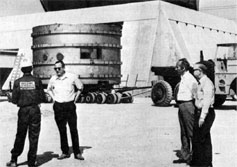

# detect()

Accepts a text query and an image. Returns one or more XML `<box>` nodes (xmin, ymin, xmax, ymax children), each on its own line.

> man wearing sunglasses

<box><xmin>47</xmin><ymin>60</ymin><xmax>84</xmax><ymax>161</ymax></box>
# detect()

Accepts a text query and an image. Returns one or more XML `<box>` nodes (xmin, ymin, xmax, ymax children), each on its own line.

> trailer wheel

<box><xmin>106</xmin><ymin>93</ymin><xmax>117</xmax><ymax>104</ymax></box>
<box><xmin>151</xmin><ymin>80</ymin><xmax>173</xmax><ymax>106</ymax></box>
<box><xmin>96</xmin><ymin>93</ymin><xmax>107</xmax><ymax>104</ymax></box>
<box><xmin>214</xmin><ymin>95</ymin><xmax>226</xmax><ymax>107</ymax></box>
<box><xmin>77</xmin><ymin>94</ymin><xmax>85</xmax><ymax>103</ymax></box>
<box><xmin>85</xmin><ymin>92</ymin><xmax>96</xmax><ymax>103</ymax></box>
<box><xmin>121</xmin><ymin>92</ymin><xmax>133</xmax><ymax>103</ymax></box>
<box><xmin>128</xmin><ymin>92</ymin><xmax>134</xmax><ymax>103</ymax></box>
<box><xmin>115</xmin><ymin>92</ymin><xmax>122</xmax><ymax>103</ymax></box>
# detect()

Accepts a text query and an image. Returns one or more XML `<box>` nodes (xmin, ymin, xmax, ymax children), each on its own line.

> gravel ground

<box><xmin>0</xmin><ymin>97</ymin><xmax>236</xmax><ymax>167</ymax></box>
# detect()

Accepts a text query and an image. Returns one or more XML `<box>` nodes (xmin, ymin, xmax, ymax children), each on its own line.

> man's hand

<box><xmin>199</xmin><ymin>117</ymin><xmax>205</xmax><ymax>127</ymax></box>
<box><xmin>74</xmin><ymin>90</ymin><xmax>81</xmax><ymax>103</ymax></box>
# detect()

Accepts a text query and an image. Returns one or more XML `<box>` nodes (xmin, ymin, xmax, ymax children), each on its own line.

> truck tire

<box><xmin>214</xmin><ymin>95</ymin><xmax>226</xmax><ymax>107</ymax></box>
<box><xmin>151</xmin><ymin>80</ymin><xmax>173</xmax><ymax>106</ymax></box>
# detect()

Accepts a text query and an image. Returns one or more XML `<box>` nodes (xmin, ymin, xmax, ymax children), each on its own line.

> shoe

<box><xmin>28</xmin><ymin>163</ymin><xmax>37</xmax><ymax>167</ymax></box>
<box><xmin>189</xmin><ymin>163</ymin><xmax>212</xmax><ymax>167</ymax></box>
<box><xmin>57</xmin><ymin>153</ymin><xmax>70</xmax><ymax>160</ymax></box>
<box><xmin>6</xmin><ymin>160</ymin><xmax>17</xmax><ymax>167</ymax></box>
<box><xmin>173</xmin><ymin>159</ymin><xmax>186</xmax><ymax>164</ymax></box>
<box><xmin>74</xmin><ymin>154</ymin><xmax>84</xmax><ymax>160</ymax></box>
<box><xmin>175</xmin><ymin>151</ymin><xmax>183</xmax><ymax>159</ymax></box>
<box><xmin>190</xmin><ymin>165</ymin><xmax>211</xmax><ymax>167</ymax></box>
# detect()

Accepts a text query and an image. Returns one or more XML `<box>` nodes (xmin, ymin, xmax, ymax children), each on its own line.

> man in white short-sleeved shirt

<box><xmin>47</xmin><ymin>60</ymin><xmax>84</xmax><ymax>161</ymax></box>
<box><xmin>174</xmin><ymin>58</ymin><xmax>198</xmax><ymax>164</ymax></box>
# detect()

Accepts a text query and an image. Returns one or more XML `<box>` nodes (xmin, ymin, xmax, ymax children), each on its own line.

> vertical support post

<box><xmin>125</xmin><ymin>74</ymin><xmax>129</xmax><ymax>87</ymax></box>
<box><xmin>200</xmin><ymin>50</ymin><xmax>204</xmax><ymax>61</ymax></box>
<box><xmin>134</xmin><ymin>74</ymin><xmax>138</xmax><ymax>87</ymax></box>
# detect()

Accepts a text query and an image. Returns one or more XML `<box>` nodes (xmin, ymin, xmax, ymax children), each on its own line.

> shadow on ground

<box><xmin>17</xmin><ymin>151</ymin><xmax>58</xmax><ymax>166</ymax></box>
<box><xmin>69</xmin><ymin>146</ymin><xmax>92</xmax><ymax>154</ymax></box>
<box><xmin>36</xmin><ymin>151</ymin><xmax>59</xmax><ymax>166</ymax></box>
<box><xmin>215</xmin><ymin>105</ymin><xmax>237</xmax><ymax>111</ymax></box>
<box><xmin>0</xmin><ymin>99</ymin><xmax>8</xmax><ymax>102</ymax></box>
<box><xmin>10</xmin><ymin>146</ymin><xmax>92</xmax><ymax>166</ymax></box>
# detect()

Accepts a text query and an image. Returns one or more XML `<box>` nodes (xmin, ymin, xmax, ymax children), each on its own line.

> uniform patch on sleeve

<box><xmin>20</xmin><ymin>81</ymin><xmax>36</xmax><ymax>90</ymax></box>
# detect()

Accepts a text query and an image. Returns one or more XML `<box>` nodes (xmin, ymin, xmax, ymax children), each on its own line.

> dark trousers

<box><xmin>11</xmin><ymin>105</ymin><xmax>41</xmax><ymax>166</ymax></box>
<box><xmin>178</xmin><ymin>101</ymin><xmax>195</xmax><ymax>160</ymax></box>
<box><xmin>53</xmin><ymin>101</ymin><xmax>81</xmax><ymax>155</ymax></box>
<box><xmin>192</xmin><ymin>108</ymin><xmax>215</xmax><ymax>166</ymax></box>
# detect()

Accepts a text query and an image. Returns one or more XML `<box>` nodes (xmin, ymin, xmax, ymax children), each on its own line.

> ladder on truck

<box><xmin>9</xmin><ymin>52</ymin><xmax>23</xmax><ymax>90</ymax></box>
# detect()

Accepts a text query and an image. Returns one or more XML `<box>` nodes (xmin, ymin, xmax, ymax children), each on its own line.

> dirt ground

<box><xmin>0</xmin><ymin>97</ymin><xmax>236</xmax><ymax>167</ymax></box>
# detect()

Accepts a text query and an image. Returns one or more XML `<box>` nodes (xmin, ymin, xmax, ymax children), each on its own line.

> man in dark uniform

<box><xmin>6</xmin><ymin>58</ymin><xmax>45</xmax><ymax>167</ymax></box>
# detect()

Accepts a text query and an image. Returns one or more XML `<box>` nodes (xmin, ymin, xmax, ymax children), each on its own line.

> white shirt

<box><xmin>47</xmin><ymin>72</ymin><xmax>83</xmax><ymax>103</ymax></box>
<box><xmin>177</xmin><ymin>71</ymin><xmax>198</xmax><ymax>101</ymax></box>
<box><xmin>195</xmin><ymin>75</ymin><xmax>215</xmax><ymax>120</ymax></box>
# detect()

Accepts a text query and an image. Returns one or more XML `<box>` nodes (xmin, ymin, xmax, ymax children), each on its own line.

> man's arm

<box><xmin>74</xmin><ymin>76</ymin><xmax>83</xmax><ymax>103</ymax></box>
<box><xmin>74</xmin><ymin>89</ymin><xmax>82</xmax><ymax>103</ymax></box>
<box><xmin>11</xmin><ymin>81</ymin><xmax>19</xmax><ymax>104</ymax></box>
<box><xmin>199</xmin><ymin>80</ymin><xmax>214</xmax><ymax>127</ymax></box>
<box><xmin>38</xmin><ymin>79</ymin><xmax>46</xmax><ymax>103</ymax></box>
<box><xmin>46</xmin><ymin>78</ymin><xmax>55</xmax><ymax>102</ymax></box>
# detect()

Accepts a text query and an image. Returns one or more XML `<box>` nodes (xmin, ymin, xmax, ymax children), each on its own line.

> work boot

<box><xmin>6</xmin><ymin>160</ymin><xmax>17</xmax><ymax>167</ymax></box>
<box><xmin>74</xmin><ymin>153</ymin><xmax>84</xmax><ymax>160</ymax></box>
<box><xmin>173</xmin><ymin>158</ymin><xmax>186</xmax><ymax>164</ymax></box>
<box><xmin>28</xmin><ymin>161</ymin><xmax>37</xmax><ymax>167</ymax></box>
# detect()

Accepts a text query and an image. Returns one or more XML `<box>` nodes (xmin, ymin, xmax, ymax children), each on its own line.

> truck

<box><xmin>0</xmin><ymin>2</ymin><xmax>237</xmax><ymax>106</ymax></box>
<box><xmin>150</xmin><ymin>43</ymin><xmax>237</xmax><ymax>107</ymax></box>
<box><xmin>214</xmin><ymin>43</ymin><xmax>237</xmax><ymax>106</ymax></box>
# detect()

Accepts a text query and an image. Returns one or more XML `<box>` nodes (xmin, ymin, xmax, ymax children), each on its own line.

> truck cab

<box><xmin>214</xmin><ymin>43</ymin><xmax>237</xmax><ymax>106</ymax></box>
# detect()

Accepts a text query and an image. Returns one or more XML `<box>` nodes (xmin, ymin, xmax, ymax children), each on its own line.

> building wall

<box><xmin>199</xmin><ymin>0</ymin><xmax>237</xmax><ymax>22</ymax></box>
<box><xmin>0</xmin><ymin>1</ymin><xmax>236</xmax><ymax>90</ymax></box>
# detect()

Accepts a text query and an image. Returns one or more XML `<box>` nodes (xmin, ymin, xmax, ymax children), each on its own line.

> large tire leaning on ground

<box><xmin>151</xmin><ymin>80</ymin><xmax>173</xmax><ymax>106</ymax></box>
<box><xmin>214</xmin><ymin>95</ymin><xmax>226</xmax><ymax>107</ymax></box>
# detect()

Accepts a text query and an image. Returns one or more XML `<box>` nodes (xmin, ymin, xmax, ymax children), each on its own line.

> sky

<box><xmin>0</xmin><ymin>0</ymin><xmax>44</xmax><ymax>17</ymax></box>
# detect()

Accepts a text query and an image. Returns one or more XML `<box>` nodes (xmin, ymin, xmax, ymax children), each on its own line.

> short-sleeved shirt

<box><xmin>47</xmin><ymin>72</ymin><xmax>83</xmax><ymax>103</ymax></box>
<box><xmin>177</xmin><ymin>71</ymin><xmax>198</xmax><ymax>101</ymax></box>
<box><xmin>195</xmin><ymin>75</ymin><xmax>215</xmax><ymax>109</ymax></box>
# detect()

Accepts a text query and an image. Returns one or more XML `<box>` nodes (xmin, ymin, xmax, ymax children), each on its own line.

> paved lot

<box><xmin>0</xmin><ymin>97</ymin><xmax>236</xmax><ymax>167</ymax></box>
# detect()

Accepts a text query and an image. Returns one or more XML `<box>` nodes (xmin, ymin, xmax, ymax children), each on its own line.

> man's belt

<box><xmin>55</xmin><ymin>100</ymin><xmax>74</xmax><ymax>104</ymax></box>
<box><xmin>177</xmin><ymin>100</ymin><xmax>194</xmax><ymax>104</ymax></box>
